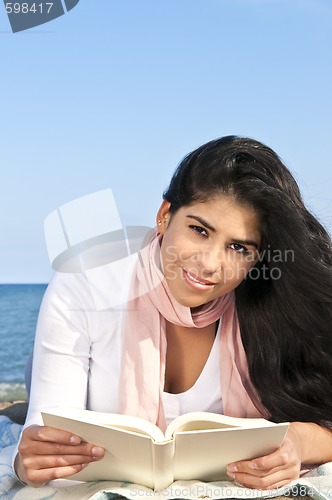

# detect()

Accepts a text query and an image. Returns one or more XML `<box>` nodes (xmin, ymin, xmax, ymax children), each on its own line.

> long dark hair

<box><xmin>163</xmin><ymin>136</ymin><xmax>332</xmax><ymax>428</ymax></box>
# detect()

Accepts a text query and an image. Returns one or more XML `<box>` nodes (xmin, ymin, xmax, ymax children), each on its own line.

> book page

<box><xmin>165</xmin><ymin>411</ymin><xmax>275</xmax><ymax>439</ymax></box>
<box><xmin>42</xmin><ymin>407</ymin><xmax>166</xmax><ymax>442</ymax></box>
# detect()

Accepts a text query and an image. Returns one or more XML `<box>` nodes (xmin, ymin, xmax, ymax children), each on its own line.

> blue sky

<box><xmin>1</xmin><ymin>0</ymin><xmax>331</xmax><ymax>283</ymax></box>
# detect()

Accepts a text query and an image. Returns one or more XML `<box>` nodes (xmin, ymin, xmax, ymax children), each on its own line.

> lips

<box><xmin>182</xmin><ymin>268</ymin><xmax>216</xmax><ymax>290</ymax></box>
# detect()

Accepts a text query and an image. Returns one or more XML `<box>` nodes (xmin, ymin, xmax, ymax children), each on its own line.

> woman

<box><xmin>14</xmin><ymin>136</ymin><xmax>332</xmax><ymax>489</ymax></box>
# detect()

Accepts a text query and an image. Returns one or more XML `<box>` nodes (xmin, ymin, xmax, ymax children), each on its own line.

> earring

<box><xmin>157</xmin><ymin>220</ymin><xmax>162</xmax><ymax>226</ymax></box>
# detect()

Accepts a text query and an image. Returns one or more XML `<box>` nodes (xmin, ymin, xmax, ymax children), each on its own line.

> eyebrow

<box><xmin>186</xmin><ymin>215</ymin><xmax>259</xmax><ymax>249</ymax></box>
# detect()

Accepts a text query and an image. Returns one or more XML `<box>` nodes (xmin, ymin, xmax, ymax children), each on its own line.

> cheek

<box><xmin>161</xmin><ymin>234</ymin><xmax>193</xmax><ymax>265</ymax></box>
<box><xmin>226</xmin><ymin>258</ymin><xmax>257</xmax><ymax>284</ymax></box>
<box><xmin>162</xmin><ymin>245</ymin><xmax>177</xmax><ymax>267</ymax></box>
<box><xmin>238</xmin><ymin>253</ymin><xmax>258</xmax><ymax>270</ymax></box>
<box><xmin>247</xmin><ymin>256</ymin><xmax>259</xmax><ymax>272</ymax></box>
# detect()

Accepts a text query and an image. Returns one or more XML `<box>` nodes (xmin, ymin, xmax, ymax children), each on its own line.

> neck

<box><xmin>164</xmin><ymin>320</ymin><xmax>218</xmax><ymax>394</ymax></box>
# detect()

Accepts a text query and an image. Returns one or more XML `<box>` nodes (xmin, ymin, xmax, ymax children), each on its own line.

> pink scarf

<box><xmin>119</xmin><ymin>230</ymin><xmax>267</xmax><ymax>431</ymax></box>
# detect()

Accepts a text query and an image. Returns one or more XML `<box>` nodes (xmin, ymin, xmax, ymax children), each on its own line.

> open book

<box><xmin>42</xmin><ymin>407</ymin><xmax>289</xmax><ymax>491</ymax></box>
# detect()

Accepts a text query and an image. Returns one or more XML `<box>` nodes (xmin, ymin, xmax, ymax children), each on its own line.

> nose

<box><xmin>193</xmin><ymin>247</ymin><xmax>223</xmax><ymax>276</ymax></box>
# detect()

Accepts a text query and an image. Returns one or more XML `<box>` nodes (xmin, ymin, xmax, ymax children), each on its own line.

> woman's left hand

<box><xmin>226</xmin><ymin>424</ymin><xmax>302</xmax><ymax>490</ymax></box>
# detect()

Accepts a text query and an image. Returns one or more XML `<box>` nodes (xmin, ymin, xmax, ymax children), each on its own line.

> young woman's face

<box><xmin>157</xmin><ymin>195</ymin><xmax>261</xmax><ymax>308</ymax></box>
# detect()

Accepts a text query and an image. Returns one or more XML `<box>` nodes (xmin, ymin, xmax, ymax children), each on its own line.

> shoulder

<box><xmin>42</xmin><ymin>270</ymin><xmax>92</xmax><ymax>311</ymax></box>
<box><xmin>43</xmin><ymin>252</ymin><xmax>139</xmax><ymax>313</ymax></box>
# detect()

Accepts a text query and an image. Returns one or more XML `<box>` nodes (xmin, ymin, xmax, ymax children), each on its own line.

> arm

<box><xmin>14</xmin><ymin>272</ymin><xmax>105</xmax><ymax>486</ymax></box>
<box><xmin>227</xmin><ymin>422</ymin><xmax>332</xmax><ymax>489</ymax></box>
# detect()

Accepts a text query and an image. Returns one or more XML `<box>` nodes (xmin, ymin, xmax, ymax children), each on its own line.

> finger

<box><xmin>232</xmin><ymin>472</ymin><xmax>295</xmax><ymax>490</ymax></box>
<box><xmin>248</xmin><ymin>449</ymin><xmax>290</xmax><ymax>472</ymax></box>
<box><xmin>227</xmin><ymin>466</ymin><xmax>299</xmax><ymax>490</ymax></box>
<box><xmin>19</xmin><ymin>427</ymin><xmax>105</xmax><ymax>458</ymax></box>
<box><xmin>227</xmin><ymin>449</ymin><xmax>290</xmax><ymax>478</ymax></box>
<box><xmin>227</xmin><ymin>461</ymin><xmax>272</xmax><ymax>479</ymax></box>
<box><xmin>23</xmin><ymin>462</ymin><xmax>91</xmax><ymax>488</ymax></box>
<box><xmin>24</xmin><ymin>425</ymin><xmax>82</xmax><ymax>445</ymax></box>
<box><xmin>22</xmin><ymin>452</ymin><xmax>100</xmax><ymax>471</ymax></box>
<box><xmin>20</xmin><ymin>440</ymin><xmax>105</xmax><ymax>460</ymax></box>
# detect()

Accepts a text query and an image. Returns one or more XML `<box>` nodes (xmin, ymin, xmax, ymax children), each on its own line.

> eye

<box><xmin>189</xmin><ymin>225</ymin><xmax>209</xmax><ymax>238</ymax></box>
<box><xmin>228</xmin><ymin>243</ymin><xmax>250</xmax><ymax>254</ymax></box>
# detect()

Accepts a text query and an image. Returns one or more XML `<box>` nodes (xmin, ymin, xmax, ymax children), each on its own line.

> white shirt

<box><xmin>23</xmin><ymin>257</ymin><xmax>222</xmax><ymax>431</ymax></box>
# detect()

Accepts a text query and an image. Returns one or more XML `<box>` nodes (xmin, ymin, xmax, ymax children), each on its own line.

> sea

<box><xmin>0</xmin><ymin>284</ymin><xmax>47</xmax><ymax>402</ymax></box>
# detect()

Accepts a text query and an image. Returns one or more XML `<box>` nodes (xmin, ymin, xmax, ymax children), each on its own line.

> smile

<box><xmin>182</xmin><ymin>268</ymin><xmax>216</xmax><ymax>290</ymax></box>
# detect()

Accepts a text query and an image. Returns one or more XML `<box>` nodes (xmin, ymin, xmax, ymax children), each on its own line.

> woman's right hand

<box><xmin>15</xmin><ymin>425</ymin><xmax>105</xmax><ymax>487</ymax></box>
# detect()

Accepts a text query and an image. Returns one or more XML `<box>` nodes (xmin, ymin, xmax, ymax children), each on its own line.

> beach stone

<box><xmin>0</xmin><ymin>401</ymin><xmax>28</xmax><ymax>424</ymax></box>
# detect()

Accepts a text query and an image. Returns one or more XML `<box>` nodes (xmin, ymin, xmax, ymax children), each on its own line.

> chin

<box><xmin>173</xmin><ymin>294</ymin><xmax>209</xmax><ymax>308</ymax></box>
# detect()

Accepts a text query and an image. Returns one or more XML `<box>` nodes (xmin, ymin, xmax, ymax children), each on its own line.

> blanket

<box><xmin>1</xmin><ymin>416</ymin><xmax>332</xmax><ymax>500</ymax></box>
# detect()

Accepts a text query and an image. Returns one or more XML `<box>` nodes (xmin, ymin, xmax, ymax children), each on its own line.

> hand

<box><xmin>226</xmin><ymin>425</ymin><xmax>302</xmax><ymax>490</ymax></box>
<box><xmin>15</xmin><ymin>425</ymin><xmax>105</xmax><ymax>487</ymax></box>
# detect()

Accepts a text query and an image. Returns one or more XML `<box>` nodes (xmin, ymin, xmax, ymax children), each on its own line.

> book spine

<box><xmin>152</xmin><ymin>440</ymin><xmax>175</xmax><ymax>491</ymax></box>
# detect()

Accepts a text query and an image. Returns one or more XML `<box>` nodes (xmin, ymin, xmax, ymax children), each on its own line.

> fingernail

<box><xmin>70</xmin><ymin>435</ymin><xmax>81</xmax><ymax>445</ymax></box>
<box><xmin>227</xmin><ymin>464</ymin><xmax>237</xmax><ymax>479</ymax></box>
<box><xmin>91</xmin><ymin>446</ymin><xmax>104</xmax><ymax>457</ymax></box>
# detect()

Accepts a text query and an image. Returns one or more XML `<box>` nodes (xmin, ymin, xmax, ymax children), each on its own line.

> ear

<box><xmin>156</xmin><ymin>201</ymin><xmax>171</xmax><ymax>234</ymax></box>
